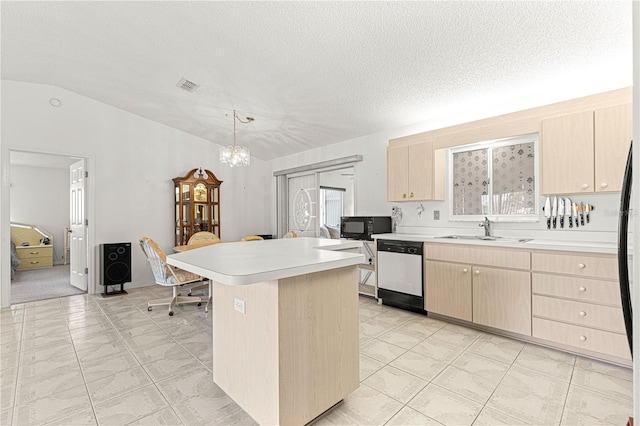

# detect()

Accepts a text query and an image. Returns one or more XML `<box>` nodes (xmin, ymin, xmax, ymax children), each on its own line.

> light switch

<box><xmin>234</xmin><ymin>298</ymin><xmax>246</xmax><ymax>314</ymax></box>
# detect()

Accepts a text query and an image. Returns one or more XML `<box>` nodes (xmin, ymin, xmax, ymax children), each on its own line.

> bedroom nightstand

<box><xmin>15</xmin><ymin>244</ymin><xmax>53</xmax><ymax>270</ymax></box>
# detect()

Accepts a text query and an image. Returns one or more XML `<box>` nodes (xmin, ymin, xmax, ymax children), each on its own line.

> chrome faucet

<box><xmin>479</xmin><ymin>216</ymin><xmax>492</xmax><ymax>237</ymax></box>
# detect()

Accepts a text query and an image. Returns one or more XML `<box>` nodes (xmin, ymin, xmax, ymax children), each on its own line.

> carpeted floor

<box><xmin>10</xmin><ymin>264</ymin><xmax>86</xmax><ymax>305</ymax></box>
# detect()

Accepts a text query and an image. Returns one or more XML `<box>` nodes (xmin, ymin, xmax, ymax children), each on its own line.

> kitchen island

<box><xmin>167</xmin><ymin>238</ymin><xmax>365</xmax><ymax>425</ymax></box>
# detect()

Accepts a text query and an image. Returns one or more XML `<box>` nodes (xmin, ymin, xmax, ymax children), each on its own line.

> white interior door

<box><xmin>70</xmin><ymin>159</ymin><xmax>87</xmax><ymax>290</ymax></box>
<box><xmin>287</xmin><ymin>172</ymin><xmax>318</xmax><ymax>237</ymax></box>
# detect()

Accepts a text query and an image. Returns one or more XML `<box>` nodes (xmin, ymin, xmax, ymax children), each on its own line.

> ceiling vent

<box><xmin>176</xmin><ymin>78</ymin><xmax>200</xmax><ymax>93</ymax></box>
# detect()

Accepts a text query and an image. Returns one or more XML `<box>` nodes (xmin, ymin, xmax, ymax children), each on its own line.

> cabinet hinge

<box><xmin>84</xmin><ymin>219</ymin><xmax>89</xmax><ymax>226</ymax></box>
<box><xmin>84</xmin><ymin>267</ymin><xmax>89</xmax><ymax>274</ymax></box>
<box><xmin>84</xmin><ymin>171</ymin><xmax>88</xmax><ymax>178</ymax></box>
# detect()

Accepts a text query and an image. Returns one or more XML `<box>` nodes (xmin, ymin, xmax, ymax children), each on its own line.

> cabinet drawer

<box><xmin>531</xmin><ymin>252</ymin><xmax>617</xmax><ymax>280</ymax></box>
<box><xmin>16</xmin><ymin>256</ymin><xmax>53</xmax><ymax>270</ymax></box>
<box><xmin>532</xmin><ymin>295</ymin><xmax>625</xmax><ymax>333</ymax></box>
<box><xmin>425</xmin><ymin>244</ymin><xmax>530</xmax><ymax>270</ymax></box>
<box><xmin>532</xmin><ymin>273</ymin><xmax>621</xmax><ymax>306</ymax></box>
<box><xmin>15</xmin><ymin>246</ymin><xmax>53</xmax><ymax>260</ymax></box>
<box><xmin>532</xmin><ymin>317</ymin><xmax>630</xmax><ymax>360</ymax></box>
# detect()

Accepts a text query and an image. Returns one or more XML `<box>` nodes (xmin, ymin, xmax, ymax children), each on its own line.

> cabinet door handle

<box><xmin>579</xmin><ymin>311</ymin><xmax>586</xmax><ymax>317</ymax></box>
<box><xmin>581</xmin><ymin>184</ymin><xmax>590</xmax><ymax>189</ymax></box>
<box><xmin>402</xmin><ymin>193</ymin><xmax>407</xmax><ymax>199</ymax></box>
<box><xmin>578</xmin><ymin>286</ymin><xmax>587</xmax><ymax>292</ymax></box>
<box><xmin>578</xmin><ymin>263</ymin><xmax>586</xmax><ymax>269</ymax></box>
<box><xmin>462</xmin><ymin>268</ymin><xmax>468</xmax><ymax>273</ymax></box>
<box><xmin>600</xmin><ymin>182</ymin><xmax>608</xmax><ymax>189</ymax></box>
<box><xmin>579</xmin><ymin>335</ymin><xmax>587</xmax><ymax>341</ymax></box>
<box><xmin>29</xmin><ymin>251</ymin><xmax>40</xmax><ymax>255</ymax></box>
<box><xmin>474</xmin><ymin>270</ymin><xmax>480</xmax><ymax>275</ymax></box>
<box><xmin>29</xmin><ymin>261</ymin><xmax>40</xmax><ymax>264</ymax></box>
<box><xmin>409</xmin><ymin>192</ymin><xmax>414</xmax><ymax>198</ymax></box>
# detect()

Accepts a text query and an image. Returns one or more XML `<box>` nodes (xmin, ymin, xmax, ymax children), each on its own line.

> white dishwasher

<box><xmin>377</xmin><ymin>239</ymin><xmax>424</xmax><ymax>313</ymax></box>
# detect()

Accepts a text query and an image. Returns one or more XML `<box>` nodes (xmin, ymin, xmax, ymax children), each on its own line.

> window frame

<box><xmin>448</xmin><ymin>132</ymin><xmax>540</xmax><ymax>223</ymax></box>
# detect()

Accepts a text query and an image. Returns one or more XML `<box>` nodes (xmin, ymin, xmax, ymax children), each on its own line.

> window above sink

<box><xmin>449</xmin><ymin>133</ymin><xmax>539</xmax><ymax>222</ymax></box>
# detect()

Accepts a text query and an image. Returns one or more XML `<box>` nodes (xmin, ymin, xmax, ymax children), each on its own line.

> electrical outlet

<box><xmin>434</xmin><ymin>210</ymin><xmax>440</xmax><ymax>220</ymax></box>
<box><xmin>234</xmin><ymin>298</ymin><xmax>246</xmax><ymax>314</ymax></box>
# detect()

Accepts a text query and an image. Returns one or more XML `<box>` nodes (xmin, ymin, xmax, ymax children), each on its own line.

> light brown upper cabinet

<box><xmin>387</xmin><ymin>139</ymin><xmax>445</xmax><ymax>202</ymax></box>
<box><xmin>594</xmin><ymin>103</ymin><xmax>632</xmax><ymax>192</ymax></box>
<box><xmin>541</xmin><ymin>104</ymin><xmax>631</xmax><ymax>195</ymax></box>
<box><xmin>387</xmin><ymin>142</ymin><xmax>432</xmax><ymax>201</ymax></box>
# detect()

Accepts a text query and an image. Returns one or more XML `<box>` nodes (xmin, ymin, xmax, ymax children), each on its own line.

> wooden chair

<box><xmin>139</xmin><ymin>237</ymin><xmax>205</xmax><ymax>316</ymax></box>
<box><xmin>184</xmin><ymin>232</ymin><xmax>217</xmax><ymax>310</ymax></box>
<box><xmin>241</xmin><ymin>235</ymin><xmax>264</xmax><ymax>241</ymax></box>
<box><xmin>187</xmin><ymin>231</ymin><xmax>221</xmax><ymax>246</ymax></box>
<box><xmin>283</xmin><ymin>231</ymin><xmax>297</xmax><ymax>238</ymax></box>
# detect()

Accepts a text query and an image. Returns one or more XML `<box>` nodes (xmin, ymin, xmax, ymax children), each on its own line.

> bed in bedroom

<box><xmin>10</xmin><ymin>241</ymin><xmax>20</xmax><ymax>279</ymax></box>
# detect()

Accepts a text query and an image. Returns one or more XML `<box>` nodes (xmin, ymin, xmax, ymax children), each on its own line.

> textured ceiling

<box><xmin>1</xmin><ymin>1</ymin><xmax>632</xmax><ymax>161</ymax></box>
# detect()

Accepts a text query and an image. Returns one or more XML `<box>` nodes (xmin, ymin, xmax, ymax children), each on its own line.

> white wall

<box><xmin>1</xmin><ymin>81</ymin><xmax>272</xmax><ymax>305</ymax></box>
<box><xmin>271</xmin><ymin>133</ymin><xmax>390</xmax><ymax>218</ymax></box>
<box><xmin>10</xmin><ymin>164</ymin><xmax>69</xmax><ymax>264</ymax></box>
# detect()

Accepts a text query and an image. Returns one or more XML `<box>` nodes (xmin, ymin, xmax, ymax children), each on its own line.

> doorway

<box><xmin>274</xmin><ymin>155</ymin><xmax>362</xmax><ymax>238</ymax></box>
<box><xmin>8</xmin><ymin>150</ymin><xmax>88</xmax><ymax>304</ymax></box>
<box><xmin>283</xmin><ymin>166</ymin><xmax>355</xmax><ymax>238</ymax></box>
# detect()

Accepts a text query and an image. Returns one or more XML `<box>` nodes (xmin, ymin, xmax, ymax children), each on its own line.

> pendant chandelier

<box><xmin>219</xmin><ymin>109</ymin><xmax>254</xmax><ymax>167</ymax></box>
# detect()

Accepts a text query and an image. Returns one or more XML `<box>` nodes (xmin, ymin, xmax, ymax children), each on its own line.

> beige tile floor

<box><xmin>0</xmin><ymin>287</ymin><xmax>633</xmax><ymax>425</ymax></box>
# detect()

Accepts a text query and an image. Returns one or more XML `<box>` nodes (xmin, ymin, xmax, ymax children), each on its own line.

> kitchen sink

<box><xmin>435</xmin><ymin>235</ymin><xmax>532</xmax><ymax>243</ymax></box>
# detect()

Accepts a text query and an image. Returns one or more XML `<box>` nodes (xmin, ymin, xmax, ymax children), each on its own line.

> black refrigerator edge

<box><xmin>618</xmin><ymin>140</ymin><xmax>633</xmax><ymax>357</ymax></box>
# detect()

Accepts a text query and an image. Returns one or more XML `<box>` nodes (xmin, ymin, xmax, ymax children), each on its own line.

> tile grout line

<box><xmin>129</xmin><ymin>289</ymin><xmax>213</xmax><ymax>425</ymax></box>
<box><xmin>366</xmin><ymin>321</ymin><xmax>492</xmax><ymax>425</ymax></box>
<box><xmin>9</xmin><ymin>302</ymin><xmax>27</xmax><ymax>426</ymax></box>
<box><xmin>96</xmin><ymin>296</ymin><xmax>175</xmax><ymax>423</ymax></box>
<box><xmin>103</xmin><ymin>292</ymin><xmax>212</xmax><ymax>424</ymax></box>
<box><xmin>87</xmin><ymin>294</ymin><xmax>176</xmax><ymax>425</ymax></box>
<box><xmin>469</xmin><ymin>341</ymin><xmax>532</xmax><ymax>425</ymax></box>
<box><xmin>65</xmin><ymin>296</ymin><xmax>101</xmax><ymax>426</ymax></box>
<box><xmin>557</xmin><ymin>353</ymin><xmax>578</xmax><ymax>425</ymax></box>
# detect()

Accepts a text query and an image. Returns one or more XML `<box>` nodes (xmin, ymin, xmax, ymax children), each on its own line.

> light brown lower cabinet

<box><xmin>531</xmin><ymin>250</ymin><xmax>630</xmax><ymax>361</ymax></box>
<box><xmin>423</xmin><ymin>256</ymin><xmax>530</xmax><ymax>334</ymax></box>
<box><xmin>424</xmin><ymin>260</ymin><xmax>472</xmax><ymax>321</ymax></box>
<box><xmin>472</xmin><ymin>266</ymin><xmax>531</xmax><ymax>335</ymax></box>
<box><xmin>532</xmin><ymin>295</ymin><xmax>625</xmax><ymax>334</ymax></box>
<box><xmin>533</xmin><ymin>317</ymin><xmax>631</xmax><ymax>360</ymax></box>
<box><xmin>423</xmin><ymin>243</ymin><xmax>629</xmax><ymax>363</ymax></box>
<box><xmin>424</xmin><ymin>244</ymin><xmax>531</xmax><ymax>335</ymax></box>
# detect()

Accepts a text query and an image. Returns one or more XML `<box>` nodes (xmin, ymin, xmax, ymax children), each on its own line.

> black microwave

<box><xmin>340</xmin><ymin>216</ymin><xmax>392</xmax><ymax>240</ymax></box>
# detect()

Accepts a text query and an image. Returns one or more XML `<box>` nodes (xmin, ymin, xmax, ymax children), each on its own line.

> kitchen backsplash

<box><xmin>393</xmin><ymin>192</ymin><xmax>631</xmax><ymax>244</ymax></box>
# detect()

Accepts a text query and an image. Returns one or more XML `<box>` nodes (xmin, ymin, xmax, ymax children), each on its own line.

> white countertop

<box><xmin>374</xmin><ymin>233</ymin><xmax>621</xmax><ymax>254</ymax></box>
<box><xmin>167</xmin><ymin>237</ymin><xmax>365</xmax><ymax>285</ymax></box>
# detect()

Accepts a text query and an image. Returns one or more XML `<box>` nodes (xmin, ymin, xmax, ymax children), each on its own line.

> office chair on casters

<box><xmin>139</xmin><ymin>237</ymin><xmax>206</xmax><ymax>316</ymax></box>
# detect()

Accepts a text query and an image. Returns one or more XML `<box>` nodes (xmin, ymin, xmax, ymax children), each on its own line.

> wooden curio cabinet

<box><xmin>173</xmin><ymin>168</ymin><xmax>222</xmax><ymax>246</ymax></box>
